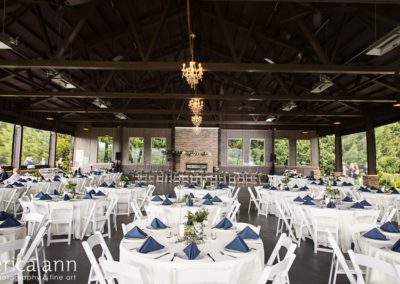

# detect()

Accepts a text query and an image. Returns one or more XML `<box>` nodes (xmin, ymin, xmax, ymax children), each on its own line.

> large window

<box><xmin>129</xmin><ymin>137</ymin><xmax>144</xmax><ymax>164</ymax></box>
<box><xmin>0</xmin><ymin>122</ymin><xmax>14</xmax><ymax>165</ymax></box>
<box><xmin>249</xmin><ymin>139</ymin><xmax>265</xmax><ymax>166</ymax></box>
<box><xmin>21</xmin><ymin>126</ymin><xmax>50</xmax><ymax>166</ymax></box>
<box><xmin>296</xmin><ymin>139</ymin><xmax>311</xmax><ymax>166</ymax></box>
<box><xmin>319</xmin><ymin>135</ymin><xmax>335</xmax><ymax>175</ymax></box>
<box><xmin>151</xmin><ymin>137</ymin><xmax>166</xmax><ymax>164</ymax></box>
<box><xmin>342</xmin><ymin>132</ymin><xmax>366</xmax><ymax>177</ymax></box>
<box><xmin>56</xmin><ymin>133</ymin><xmax>73</xmax><ymax>170</ymax></box>
<box><xmin>227</xmin><ymin>138</ymin><xmax>243</xmax><ymax>165</ymax></box>
<box><xmin>375</xmin><ymin>122</ymin><xmax>400</xmax><ymax>175</ymax></box>
<box><xmin>97</xmin><ymin>136</ymin><xmax>113</xmax><ymax>163</ymax></box>
<box><xmin>274</xmin><ymin>139</ymin><xmax>288</xmax><ymax>166</ymax></box>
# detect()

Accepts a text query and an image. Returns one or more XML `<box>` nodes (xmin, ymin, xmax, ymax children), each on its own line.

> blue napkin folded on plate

<box><xmin>52</xmin><ymin>177</ymin><xmax>60</xmax><ymax>182</ymax></box>
<box><xmin>95</xmin><ymin>191</ymin><xmax>105</xmax><ymax>196</ymax></box>
<box><xmin>83</xmin><ymin>193</ymin><xmax>92</xmax><ymax>199</ymax></box>
<box><xmin>376</xmin><ymin>189</ymin><xmax>384</xmax><ymax>194</ymax></box>
<box><xmin>164</xmin><ymin>193</ymin><xmax>172</xmax><ymax>199</ymax></box>
<box><xmin>63</xmin><ymin>194</ymin><xmax>70</xmax><ymax>201</ymax></box>
<box><xmin>150</xmin><ymin>218</ymin><xmax>167</xmax><ymax>229</ymax></box>
<box><xmin>27</xmin><ymin>178</ymin><xmax>32</xmax><ymax>181</ymax></box>
<box><xmin>187</xmin><ymin>184</ymin><xmax>196</xmax><ymax>189</ymax></box>
<box><xmin>183</xmin><ymin>242</ymin><xmax>201</xmax><ymax>260</ymax></box>
<box><xmin>237</xmin><ymin>226</ymin><xmax>259</xmax><ymax>239</ymax></box>
<box><xmin>203</xmin><ymin>198</ymin><xmax>213</xmax><ymax>205</ymax></box>
<box><xmin>5</xmin><ymin>184</ymin><xmax>13</xmax><ymax>188</ymax></box>
<box><xmin>215</xmin><ymin>217</ymin><xmax>233</xmax><ymax>229</ymax></box>
<box><xmin>333</xmin><ymin>181</ymin><xmax>337</xmax><ymax>186</ymax></box>
<box><xmin>12</xmin><ymin>182</ymin><xmax>24</xmax><ymax>187</ymax></box>
<box><xmin>0</xmin><ymin>217</ymin><xmax>21</xmax><ymax>228</ymax></box>
<box><xmin>186</xmin><ymin>198</ymin><xmax>193</xmax><ymax>206</ymax></box>
<box><xmin>299</xmin><ymin>186</ymin><xmax>308</xmax><ymax>191</ymax></box>
<box><xmin>0</xmin><ymin>211</ymin><xmax>12</xmax><ymax>221</ymax></box>
<box><xmin>390</xmin><ymin>187</ymin><xmax>399</xmax><ymax>194</ymax></box>
<box><xmin>202</xmin><ymin>193</ymin><xmax>212</xmax><ymax>200</ymax></box>
<box><xmin>380</xmin><ymin>222</ymin><xmax>400</xmax><ymax>233</ymax></box>
<box><xmin>318</xmin><ymin>181</ymin><xmax>325</xmax><ymax>185</ymax></box>
<box><xmin>262</xmin><ymin>184</ymin><xmax>271</xmax><ymax>189</ymax></box>
<box><xmin>35</xmin><ymin>192</ymin><xmax>45</xmax><ymax>198</ymax></box>
<box><xmin>151</xmin><ymin>195</ymin><xmax>163</xmax><ymax>201</ymax></box>
<box><xmin>293</xmin><ymin>196</ymin><xmax>304</xmax><ymax>202</ymax></box>
<box><xmin>225</xmin><ymin>236</ymin><xmax>250</xmax><ymax>252</ymax></box>
<box><xmin>311</xmin><ymin>181</ymin><xmax>317</xmax><ymax>185</ymax></box>
<box><xmin>99</xmin><ymin>182</ymin><xmax>108</xmax><ymax>187</ymax></box>
<box><xmin>108</xmin><ymin>184</ymin><xmax>115</xmax><ymax>188</ymax></box>
<box><xmin>162</xmin><ymin>198</ymin><xmax>173</xmax><ymax>205</ymax></box>
<box><xmin>284</xmin><ymin>186</ymin><xmax>290</xmax><ymax>191</ymax></box>
<box><xmin>138</xmin><ymin>236</ymin><xmax>164</xmax><ymax>253</ymax></box>
<box><xmin>342</xmin><ymin>196</ymin><xmax>353</xmax><ymax>202</ymax></box>
<box><xmin>391</xmin><ymin>239</ymin><xmax>400</xmax><ymax>253</ymax></box>
<box><xmin>53</xmin><ymin>189</ymin><xmax>60</xmax><ymax>195</ymax></box>
<box><xmin>351</xmin><ymin>202</ymin><xmax>364</xmax><ymax>209</ymax></box>
<box><xmin>270</xmin><ymin>186</ymin><xmax>277</xmax><ymax>190</ymax></box>
<box><xmin>359</xmin><ymin>187</ymin><xmax>370</xmax><ymax>192</ymax></box>
<box><xmin>303</xmin><ymin>195</ymin><xmax>313</xmax><ymax>201</ymax></box>
<box><xmin>303</xmin><ymin>199</ymin><xmax>315</xmax><ymax>205</ymax></box>
<box><xmin>39</xmin><ymin>194</ymin><xmax>52</xmax><ymax>200</ymax></box>
<box><xmin>360</xmin><ymin>200</ymin><xmax>371</xmax><ymax>206</ymax></box>
<box><xmin>110</xmin><ymin>181</ymin><xmax>116</xmax><ymax>186</ymax></box>
<box><xmin>363</xmin><ymin>228</ymin><xmax>388</xmax><ymax>240</ymax></box>
<box><xmin>293</xmin><ymin>185</ymin><xmax>298</xmax><ymax>188</ymax></box>
<box><xmin>125</xmin><ymin>226</ymin><xmax>148</xmax><ymax>239</ymax></box>
<box><xmin>327</xmin><ymin>202</ymin><xmax>336</xmax><ymax>208</ymax></box>
<box><xmin>89</xmin><ymin>189</ymin><xmax>96</xmax><ymax>195</ymax></box>
<box><xmin>18</xmin><ymin>178</ymin><xmax>27</xmax><ymax>182</ymax></box>
<box><xmin>211</xmin><ymin>196</ymin><xmax>222</xmax><ymax>202</ymax></box>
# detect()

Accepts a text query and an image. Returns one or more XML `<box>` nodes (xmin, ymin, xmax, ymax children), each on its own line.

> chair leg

<box><xmin>80</xmin><ymin>218</ymin><xmax>91</xmax><ymax>240</ymax></box>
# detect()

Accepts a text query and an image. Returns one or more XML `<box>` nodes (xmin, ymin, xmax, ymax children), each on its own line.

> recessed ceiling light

<box><xmin>333</xmin><ymin>121</ymin><xmax>342</xmax><ymax>125</ymax></box>
<box><xmin>302</xmin><ymin>131</ymin><xmax>308</xmax><ymax>134</ymax></box>
<box><xmin>263</xmin><ymin>57</ymin><xmax>275</xmax><ymax>64</ymax></box>
<box><xmin>83</xmin><ymin>127</ymin><xmax>89</xmax><ymax>131</ymax></box>
<box><xmin>46</xmin><ymin>117</ymin><xmax>54</xmax><ymax>121</ymax></box>
<box><xmin>393</xmin><ymin>103</ymin><xmax>400</xmax><ymax>107</ymax></box>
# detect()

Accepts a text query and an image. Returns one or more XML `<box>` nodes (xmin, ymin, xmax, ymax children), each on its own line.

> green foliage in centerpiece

<box><xmin>325</xmin><ymin>185</ymin><xmax>339</xmax><ymax>198</ymax></box>
<box><xmin>120</xmin><ymin>174</ymin><xmax>130</xmax><ymax>183</ymax></box>
<box><xmin>186</xmin><ymin>209</ymin><xmax>209</xmax><ymax>225</ymax></box>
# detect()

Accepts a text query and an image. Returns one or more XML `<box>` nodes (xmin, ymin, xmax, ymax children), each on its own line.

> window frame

<box><xmin>97</xmin><ymin>135</ymin><xmax>113</xmax><ymax>163</ymax></box>
<box><xmin>274</xmin><ymin>139</ymin><xmax>289</xmax><ymax>166</ymax></box>
<box><xmin>296</xmin><ymin>139</ymin><xmax>312</xmax><ymax>166</ymax></box>
<box><xmin>249</xmin><ymin>138</ymin><xmax>265</xmax><ymax>166</ymax></box>
<box><xmin>21</xmin><ymin>126</ymin><xmax>51</xmax><ymax>167</ymax></box>
<box><xmin>128</xmin><ymin>137</ymin><xmax>145</xmax><ymax>165</ymax></box>
<box><xmin>227</xmin><ymin>138</ymin><xmax>244</xmax><ymax>166</ymax></box>
<box><xmin>150</xmin><ymin>137</ymin><xmax>167</xmax><ymax>165</ymax></box>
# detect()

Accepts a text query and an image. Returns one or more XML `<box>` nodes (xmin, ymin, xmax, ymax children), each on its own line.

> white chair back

<box><xmin>99</xmin><ymin>258</ymin><xmax>150</xmax><ymax>284</ymax></box>
<box><xmin>266</xmin><ymin>233</ymin><xmax>297</xmax><ymax>266</ymax></box>
<box><xmin>22</xmin><ymin>212</ymin><xmax>45</xmax><ymax>237</ymax></box>
<box><xmin>350</xmin><ymin>223</ymin><xmax>376</xmax><ymax>253</ymax></box>
<box><xmin>257</xmin><ymin>254</ymin><xmax>296</xmax><ymax>284</ymax></box>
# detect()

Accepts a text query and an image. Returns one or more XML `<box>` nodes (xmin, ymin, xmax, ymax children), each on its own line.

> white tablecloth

<box><xmin>119</xmin><ymin>220</ymin><xmax>264</xmax><ymax>284</ymax></box>
<box><xmin>174</xmin><ymin>187</ymin><xmax>231</xmax><ymax>199</ymax></box>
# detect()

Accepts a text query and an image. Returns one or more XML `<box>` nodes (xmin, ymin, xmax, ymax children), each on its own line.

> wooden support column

<box><xmin>366</xmin><ymin>127</ymin><xmax>377</xmax><ymax>175</ymax></box>
<box><xmin>335</xmin><ymin>133</ymin><xmax>343</xmax><ymax>173</ymax></box>
<box><xmin>48</xmin><ymin>131</ymin><xmax>57</xmax><ymax>167</ymax></box>
<box><xmin>171</xmin><ymin>126</ymin><xmax>176</xmax><ymax>171</ymax></box>
<box><xmin>117</xmin><ymin>125</ymin><xmax>123</xmax><ymax>172</ymax></box>
<box><xmin>12</xmin><ymin>125</ymin><xmax>22</xmax><ymax>169</ymax></box>
<box><xmin>288</xmin><ymin>138</ymin><xmax>296</xmax><ymax>166</ymax></box>
<box><xmin>270</xmin><ymin>128</ymin><xmax>276</xmax><ymax>175</ymax></box>
<box><xmin>311</xmin><ymin>137</ymin><xmax>320</xmax><ymax>168</ymax></box>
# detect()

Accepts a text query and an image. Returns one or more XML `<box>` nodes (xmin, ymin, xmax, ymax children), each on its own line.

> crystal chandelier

<box><xmin>191</xmin><ymin>114</ymin><xmax>202</xmax><ymax>127</ymax></box>
<box><xmin>181</xmin><ymin>0</ymin><xmax>203</xmax><ymax>89</ymax></box>
<box><xmin>188</xmin><ymin>98</ymin><xmax>204</xmax><ymax>115</ymax></box>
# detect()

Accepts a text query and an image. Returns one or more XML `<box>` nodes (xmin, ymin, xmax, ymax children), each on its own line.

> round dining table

<box><xmin>119</xmin><ymin>220</ymin><xmax>264</xmax><ymax>284</ymax></box>
<box><xmin>174</xmin><ymin>186</ymin><xmax>232</xmax><ymax>199</ymax></box>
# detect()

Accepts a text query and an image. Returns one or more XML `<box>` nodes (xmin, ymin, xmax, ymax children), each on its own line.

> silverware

<box><xmin>220</xmin><ymin>250</ymin><xmax>236</xmax><ymax>258</ymax></box>
<box><xmin>170</xmin><ymin>253</ymin><xmax>177</xmax><ymax>262</ymax></box>
<box><xmin>129</xmin><ymin>247</ymin><xmax>139</xmax><ymax>251</ymax></box>
<box><xmin>207</xmin><ymin>253</ymin><xmax>216</xmax><ymax>262</ymax></box>
<box><xmin>154</xmin><ymin>252</ymin><xmax>170</xmax><ymax>259</ymax></box>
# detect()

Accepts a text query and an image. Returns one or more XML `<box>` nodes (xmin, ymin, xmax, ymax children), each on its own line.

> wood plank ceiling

<box><xmin>0</xmin><ymin>0</ymin><xmax>399</xmax><ymax>135</ymax></box>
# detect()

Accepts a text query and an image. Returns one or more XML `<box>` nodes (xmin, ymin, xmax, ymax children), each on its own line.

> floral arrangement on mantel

<box><xmin>183</xmin><ymin>209</ymin><xmax>209</xmax><ymax>244</ymax></box>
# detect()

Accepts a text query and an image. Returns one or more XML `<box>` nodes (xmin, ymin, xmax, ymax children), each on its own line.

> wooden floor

<box><xmin>35</xmin><ymin>184</ymin><xmax>349</xmax><ymax>284</ymax></box>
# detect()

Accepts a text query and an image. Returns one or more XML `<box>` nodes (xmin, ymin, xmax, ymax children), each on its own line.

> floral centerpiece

<box><xmin>325</xmin><ymin>185</ymin><xmax>340</xmax><ymax>204</ymax></box>
<box><xmin>64</xmin><ymin>182</ymin><xmax>77</xmax><ymax>198</ymax></box>
<box><xmin>184</xmin><ymin>209</ymin><xmax>208</xmax><ymax>243</ymax></box>
<box><xmin>119</xmin><ymin>174</ymin><xmax>130</xmax><ymax>187</ymax></box>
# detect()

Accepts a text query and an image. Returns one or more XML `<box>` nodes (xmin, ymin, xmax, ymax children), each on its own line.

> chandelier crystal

<box><xmin>191</xmin><ymin>114</ymin><xmax>202</xmax><ymax>127</ymax></box>
<box><xmin>182</xmin><ymin>61</ymin><xmax>203</xmax><ymax>89</ymax></box>
<box><xmin>188</xmin><ymin>98</ymin><xmax>204</xmax><ymax>114</ymax></box>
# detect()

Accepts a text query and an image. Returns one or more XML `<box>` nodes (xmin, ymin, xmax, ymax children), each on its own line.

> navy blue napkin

<box><xmin>151</xmin><ymin>195</ymin><xmax>163</xmax><ymax>201</ymax></box>
<box><xmin>303</xmin><ymin>195</ymin><xmax>313</xmax><ymax>201</ymax></box>
<box><xmin>53</xmin><ymin>189</ymin><xmax>60</xmax><ymax>196</ymax></box>
<box><xmin>390</xmin><ymin>187</ymin><xmax>399</xmax><ymax>194</ymax></box>
<box><xmin>135</xmin><ymin>182</ymin><xmax>145</xmax><ymax>187</ymax></box>
<box><xmin>150</xmin><ymin>218</ymin><xmax>167</xmax><ymax>229</ymax></box>
<box><xmin>203</xmin><ymin>198</ymin><xmax>213</xmax><ymax>205</ymax></box>
<box><xmin>110</xmin><ymin>181</ymin><xmax>116</xmax><ymax>186</ymax></box>
<box><xmin>5</xmin><ymin>184</ymin><xmax>13</xmax><ymax>188</ymax></box>
<box><xmin>293</xmin><ymin>185</ymin><xmax>298</xmax><ymax>188</ymax></box>
<box><xmin>342</xmin><ymin>196</ymin><xmax>353</xmax><ymax>202</ymax></box>
<box><xmin>294</xmin><ymin>196</ymin><xmax>304</xmax><ymax>202</ymax></box>
<box><xmin>211</xmin><ymin>196</ymin><xmax>222</xmax><ymax>202</ymax></box>
<box><xmin>262</xmin><ymin>184</ymin><xmax>271</xmax><ymax>189</ymax></box>
<box><xmin>12</xmin><ymin>182</ymin><xmax>24</xmax><ymax>187</ymax></box>
<box><xmin>237</xmin><ymin>226</ymin><xmax>259</xmax><ymax>239</ymax></box>
<box><xmin>299</xmin><ymin>186</ymin><xmax>308</xmax><ymax>191</ymax></box>
<box><xmin>318</xmin><ymin>181</ymin><xmax>325</xmax><ymax>185</ymax></box>
<box><xmin>333</xmin><ymin>181</ymin><xmax>337</xmax><ymax>186</ymax></box>
<box><xmin>39</xmin><ymin>194</ymin><xmax>52</xmax><ymax>200</ymax></box>
<box><xmin>376</xmin><ymin>189</ymin><xmax>384</xmax><ymax>194</ymax></box>
<box><xmin>165</xmin><ymin>193</ymin><xmax>172</xmax><ymax>199</ymax></box>
<box><xmin>186</xmin><ymin>198</ymin><xmax>193</xmax><ymax>206</ymax></box>
<box><xmin>0</xmin><ymin>211</ymin><xmax>12</xmax><ymax>221</ymax></box>
<box><xmin>359</xmin><ymin>187</ymin><xmax>371</xmax><ymax>192</ymax></box>
<box><xmin>63</xmin><ymin>194</ymin><xmax>71</xmax><ymax>201</ymax></box>
<box><xmin>311</xmin><ymin>181</ymin><xmax>317</xmax><ymax>185</ymax></box>
<box><xmin>183</xmin><ymin>242</ymin><xmax>201</xmax><ymax>259</ymax></box>
<box><xmin>202</xmin><ymin>193</ymin><xmax>212</xmax><ymax>200</ymax></box>
<box><xmin>32</xmin><ymin>180</ymin><xmax>37</xmax><ymax>183</ymax></box>
<box><xmin>363</xmin><ymin>228</ymin><xmax>388</xmax><ymax>240</ymax></box>
<box><xmin>125</xmin><ymin>226</ymin><xmax>148</xmax><ymax>239</ymax></box>
<box><xmin>99</xmin><ymin>182</ymin><xmax>108</xmax><ymax>187</ymax></box>
<box><xmin>187</xmin><ymin>184</ymin><xmax>196</xmax><ymax>188</ymax></box>
<box><xmin>351</xmin><ymin>202</ymin><xmax>364</xmax><ymax>209</ymax></box>
<box><xmin>0</xmin><ymin>217</ymin><xmax>21</xmax><ymax>228</ymax></box>
<box><xmin>89</xmin><ymin>189</ymin><xmax>96</xmax><ymax>195</ymax></box>
<box><xmin>327</xmin><ymin>202</ymin><xmax>336</xmax><ymax>208</ymax></box>
<box><xmin>391</xmin><ymin>239</ymin><xmax>400</xmax><ymax>253</ymax></box>
<box><xmin>303</xmin><ymin>199</ymin><xmax>315</xmax><ymax>205</ymax></box>
<box><xmin>138</xmin><ymin>236</ymin><xmax>164</xmax><ymax>253</ymax></box>
<box><xmin>270</xmin><ymin>186</ymin><xmax>277</xmax><ymax>190</ymax></box>
<box><xmin>35</xmin><ymin>192</ymin><xmax>45</xmax><ymax>198</ymax></box>
<box><xmin>52</xmin><ymin>177</ymin><xmax>60</xmax><ymax>182</ymax></box>
<box><xmin>95</xmin><ymin>191</ymin><xmax>105</xmax><ymax>196</ymax></box>
<box><xmin>162</xmin><ymin>198</ymin><xmax>173</xmax><ymax>205</ymax></box>
<box><xmin>284</xmin><ymin>186</ymin><xmax>290</xmax><ymax>191</ymax></box>
<box><xmin>108</xmin><ymin>184</ymin><xmax>115</xmax><ymax>188</ymax></box>
<box><xmin>225</xmin><ymin>236</ymin><xmax>250</xmax><ymax>252</ymax></box>
<box><xmin>83</xmin><ymin>193</ymin><xmax>92</xmax><ymax>199</ymax></box>
<box><xmin>18</xmin><ymin>178</ymin><xmax>27</xmax><ymax>182</ymax></box>
<box><xmin>360</xmin><ymin>200</ymin><xmax>371</xmax><ymax>206</ymax></box>
<box><xmin>215</xmin><ymin>217</ymin><xmax>233</xmax><ymax>229</ymax></box>
<box><xmin>380</xmin><ymin>222</ymin><xmax>400</xmax><ymax>233</ymax></box>
<box><xmin>26</xmin><ymin>178</ymin><xmax>32</xmax><ymax>181</ymax></box>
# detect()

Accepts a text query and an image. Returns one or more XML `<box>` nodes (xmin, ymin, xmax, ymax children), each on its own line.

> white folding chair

<box><xmin>247</xmin><ymin>187</ymin><xmax>261</xmax><ymax>214</ymax></box>
<box><xmin>22</xmin><ymin>212</ymin><xmax>45</xmax><ymax>237</ymax></box>
<box><xmin>289</xmin><ymin>204</ymin><xmax>313</xmax><ymax>247</ymax></box>
<box><xmin>82</xmin><ymin>232</ymin><xmax>111</xmax><ymax>284</ymax></box>
<box><xmin>308</xmin><ymin>208</ymin><xmax>339</xmax><ymax>253</ymax></box>
<box><xmin>257</xmin><ymin>190</ymin><xmax>271</xmax><ymax>217</ymax></box>
<box><xmin>114</xmin><ymin>188</ymin><xmax>132</xmax><ymax>216</ymax></box>
<box><xmin>350</xmin><ymin>223</ymin><xmax>376</xmax><ymax>253</ymax></box>
<box><xmin>257</xmin><ymin>254</ymin><xmax>296</xmax><ymax>284</ymax></box>
<box><xmin>47</xmin><ymin>201</ymin><xmax>74</xmax><ymax>246</ymax></box>
<box><xmin>326</xmin><ymin>230</ymin><xmax>357</xmax><ymax>284</ymax></box>
<box><xmin>275</xmin><ymin>201</ymin><xmax>295</xmax><ymax>240</ymax></box>
<box><xmin>232</xmin><ymin>186</ymin><xmax>241</xmax><ymax>200</ymax></box>
<box><xmin>99</xmin><ymin>258</ymin><xmax>150</xmax><ymax>284</ymax></box>
<box><xmin>380</xmin><ymin>205</ymin><xmax>397</xmax><ymax>224</ymax></box>
<box><xmin>19</xmin><ymin>196</ymin><xmax>35</xmax><ymax>219</ymax></box>
<box><xmin>173</xmin><ymin>267</ymin><xmax>233</xmax><ymax>284</ymax></box>
<box><xmin>226</xmin><ymin>200</ymin><xmax>241</xmax><ymax>222</ymax></box>
<box><xmin>3</xmin><ymin>187</ymin><xmax>26</xmax><ymax>216</ymax></box>
<box><xmin>0</xmin><ymin>236</ymin><xmax>31</xmax><ymax>284</ymax></box>
<box><xmin>348</xmin><ymin>249</ymin><xmax>400</xmax><ymax>284</ymax></box>
<box><xmin>266</xmin><ymin>233</ymin><xmax>297</xmax><ymax>266</ymax></box>
<box><xmin>354</xmin><ymin>210</ymin><xmax>380</xmax><ymax>225</ymax></box>
<box><xmin>131</xmin><ymin>200</ymin><xmax>146</xmax><ymax>222</ymax></box>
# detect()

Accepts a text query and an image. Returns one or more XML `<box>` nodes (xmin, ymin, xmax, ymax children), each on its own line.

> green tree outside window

<box><xmin>151</xmin><ymin>137</ymin><xmax>166</xmax><ymax>164</ymax></box>
<box><xmin>21</xmin><ymin>127</ymin><xmax>50</xmax><ymax>166</ymax></box>
<box><xmin>274</xmin><ymin>139</ymin><xmax>288</xmax><ymax>166</ymax></box>
<box><xmin>98</xmin><ymin>136</ymin><xmax>113</xmax><ymax>163</ymax></box>
<box><xmin>0</xmin><ymin>122</ymin><xmax>13</xmax><ymax>165</ymax></box>
<box><xmin>296</xmin><ymin>139</ymin><xmax>311</xmax><ymax>166</ymax></box>
<box><xmin>56</xmin><ymin>134</ymin><xmax>73</xmax><ymax>170</ymax></box>
<box><xmin>227</xmin><ymin>138</ymin><xmax>243</xmax><ymax>165</ymax></box>
<box><xmin>319</xmin><ymin>135</ymin><xmax>335</xmax><ymax>175</ymax></box>
<box><xmin>129</xmin><ymin>137</ymin><xmax>144</xmax><ymax>164</ymax></box>
<box><xmin>249</xmin><ymin>139</ymin><xmax>265</xmax><ymax>166</ymax></box>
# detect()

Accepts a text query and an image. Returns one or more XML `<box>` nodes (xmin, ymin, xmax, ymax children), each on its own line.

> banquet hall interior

<box><xmin>0</xmin><ymin>0</ymin><xmax>400</xmax><ymax>283</ymax></box>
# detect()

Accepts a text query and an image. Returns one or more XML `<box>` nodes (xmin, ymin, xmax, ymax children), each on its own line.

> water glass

<box><xmin>211</xmin><ymin>231</ymin><xmax>216</xmax><ymax>240</ymax></box>
<box><xmin>166</xmin><ymin>230</ymin><xmax>172</xmax><ymax>238</ymax></box>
